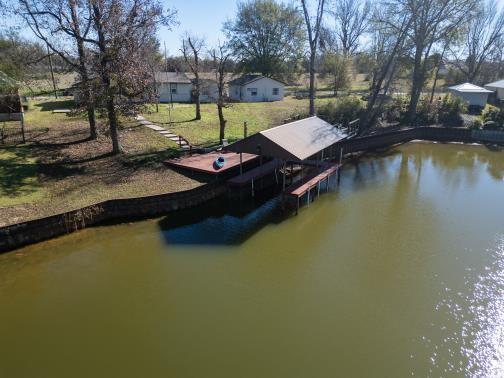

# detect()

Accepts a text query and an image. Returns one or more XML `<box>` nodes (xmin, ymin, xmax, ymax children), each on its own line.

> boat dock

<box><xmin>285</xmin><ymin>163</ymin><xmax>340</xmax><ymax>214</ymax></box>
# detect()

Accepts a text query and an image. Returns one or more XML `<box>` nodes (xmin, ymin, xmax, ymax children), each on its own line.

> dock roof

<box><xmin>225</xmin><ymin>116</ymin><xmax>347</xmax><ymax>161</ymax></box>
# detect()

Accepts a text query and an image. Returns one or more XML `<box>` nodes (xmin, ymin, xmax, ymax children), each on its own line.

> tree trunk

<box><xmin>407</xmin><ymin>48</ymin><xmax>424</xmax><ymax>125</ymax></box>
<box><xmin>93</xmin><ymin>3</ymin><xmax>121</xmax><ymax>154</ymax></box>
<box><xmin>218</xmin><ymin>104</ymin><xmax>226</xmax><ymax>143</ymax></box>
<box><xmin>106</xmin><ymin>95</ymin><xmax>121</xmax><ymax>154</ymax></box>
<box><xmin>309</xmin><ymin>49</ymin><xmax>316</xmax><ymax>116</ymax></box>
<box><xmin>194</xmin><ymin>77</ymin><xmax>201</xmax><ymax>120</ymax></box>
<box><xmin>70</xmin><ymin>0</ymin><xmax>97</xmax><ymax>139</ymax></box>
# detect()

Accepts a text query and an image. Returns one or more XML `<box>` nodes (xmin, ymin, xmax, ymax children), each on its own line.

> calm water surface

<box><xmin>1</xmin><ymin>143</ymin><xmax>504</xmax><ymax>378</ymax></box>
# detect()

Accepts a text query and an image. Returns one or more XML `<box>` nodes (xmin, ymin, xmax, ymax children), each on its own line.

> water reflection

<box><xmin>158</xmin><ymin>193</ymin><xmax>284</xmax><ymax>246</ymax></box>
<box><xmin>429</xmin><ymin>236</ymin><xmax>504</xmax><ymax>377</ymax></box>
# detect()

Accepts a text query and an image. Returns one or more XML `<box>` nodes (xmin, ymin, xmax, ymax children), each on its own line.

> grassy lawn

<box><xmin>0</xmin><ymin>97</ymin><xmax>202</xmax><ymax>226</ymax></box>
<box><xmin>143</xmin><ymin>97</ymin><xmax>333</xmax><ymax>146</ymax></box>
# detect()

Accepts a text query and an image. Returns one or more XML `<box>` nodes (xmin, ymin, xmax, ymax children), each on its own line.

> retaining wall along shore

<box><xmin>0</xmin><ymin>182</ymin><xmax>226</xmax><ymax>253</ymax></box>
<box><xmin>1</xmin><ymin>126</ymin><xmax>503</xmax><ymax>253</ymax></box>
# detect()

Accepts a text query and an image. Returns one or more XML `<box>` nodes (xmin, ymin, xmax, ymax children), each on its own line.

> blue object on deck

<box><xmin>214</xmin><ymin>156</ymin><xmax>226</xmax><ymax>169</ymax></box>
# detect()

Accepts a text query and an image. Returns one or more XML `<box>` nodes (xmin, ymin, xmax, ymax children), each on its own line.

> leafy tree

<box><xmin>319</xmin><ymin>52</ymin><xmax>350</xmax><ymax>96</ymax></box>
<box><xmin>224</xmin><ymin>0</ymin><xmax>305</xmax><ymax>78</ymax></box>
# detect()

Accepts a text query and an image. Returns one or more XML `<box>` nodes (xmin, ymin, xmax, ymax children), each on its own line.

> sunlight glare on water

<box><xmin>430</xmin><ymin>236</ymin><xmax>504</xmax><ymax>377</ymax></box>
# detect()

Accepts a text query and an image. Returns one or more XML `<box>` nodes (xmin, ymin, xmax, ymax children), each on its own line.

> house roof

<box><xmin>449</xmin><ymin>82</ymin><xmax>492</xmax><ymax>93</ymax></box>
<box><xmin>228</xmin><ymin>74</ymin><xmax>285</xmax><ymax>87</ymax></box>
<box><xmin>225</xmin><ymin>116</ymin><xmax>347</xmax><ymax>161</ymax></box>
<box><xmin>485</xmin><ymin>79</ymin><xmax>504</xmax><ymax>89</ymax></box>
<box><xmin>155</xmin><ymin>72</ymin><xmax>192</xmax><ymax>84</ymax></box>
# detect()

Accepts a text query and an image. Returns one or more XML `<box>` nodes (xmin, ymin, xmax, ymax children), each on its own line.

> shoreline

<box><xmin>2</xmin><ymin>126</ymin><xmax>504</xmax><ymax>254</ymax></box>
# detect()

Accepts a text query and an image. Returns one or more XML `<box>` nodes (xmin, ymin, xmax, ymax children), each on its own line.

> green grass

<box><xmin>0</xmin><ymin>146</ymin><xmax>44</xmax><ymax>206</ymax></box>
<box><xmin>143</xmin><ymin>97</ymin><xmax>333</xmax><ymax>146</ymax></box>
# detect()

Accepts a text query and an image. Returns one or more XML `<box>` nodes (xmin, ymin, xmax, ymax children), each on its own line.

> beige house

<box><xmin>228</xmin><ymin>75</ymin><xmax>284</xmax><ymax>102</ymax></box>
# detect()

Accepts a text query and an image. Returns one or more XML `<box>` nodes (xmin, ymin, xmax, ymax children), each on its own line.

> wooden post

<box><xmin>296</xmin><ymin>197</ymin><xmax>299</xmax><ymax>215</ymax></box>
<box><xmin>317</xmin><ymin>182</ymin><xmax>320</xmax><ymax>198</ymax></box>
<box><xmin>339</xmin><ymin>147</ymin><xmax>344</xmax><ymax>165</ymax></box>
<box><xmin>282</xmin><ymin>161</ymin><xmax>286</xmax><ymax>192</ymax></box>
<box><xmin>244</xmin><ymin>121</ymin><xmax>248</xmax><ymax>138</ymax></box>
<box><xmin>239</xmin><ymin>152</ymin><xmax>243</xmax><ymax>175</ymax></box>
<box><xmin>20</xmin><ymin>113</ymin><xmax>25</xmax><ymax>144</ymax></box>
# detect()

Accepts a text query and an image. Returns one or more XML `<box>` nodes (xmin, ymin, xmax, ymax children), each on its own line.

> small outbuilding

<box><xmin>156</xmin><ymin>72</ymin><xmax>193</xmax><ymax>103</ymax></box>
<box><xmin>484</xmin><ymin>79</ymin><xmax>504</xmax><ymax>103</ymax></box>
<box><xmin>228</xmin><ymin>75</ymin><xmax>284</xmax><ymax>102</ymax></box>
<box><xmin>448</xmin><ymin>83</ymin><xmax>492</xmax><ymax>108</ymax></box>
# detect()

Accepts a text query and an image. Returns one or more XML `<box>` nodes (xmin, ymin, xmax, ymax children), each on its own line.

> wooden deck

<box><xmin>164</xmin><ymin>152</ymin><xmax>258</xmax><ymax>175</ymax></box>
<box><xmin>227</xmin><ymin>159</ymin><xmax>282</xmax><ymax>187</ymax></box>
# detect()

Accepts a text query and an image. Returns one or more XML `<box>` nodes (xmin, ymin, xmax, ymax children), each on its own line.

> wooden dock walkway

<box><xmin>285</xmin><ymin>163</ymin><xmax>340</xmax><ymax>214</ymax></box>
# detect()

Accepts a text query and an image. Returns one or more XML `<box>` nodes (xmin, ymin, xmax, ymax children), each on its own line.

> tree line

<box><xmin>2</xmin><ymin>0</ymin><xmax>504</xmax><ymax>150</ymax></box>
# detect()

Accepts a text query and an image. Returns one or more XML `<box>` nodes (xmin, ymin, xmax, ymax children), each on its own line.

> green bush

<box><xmin>438</xmin><ymin>94</ymin><xmax>466</xmax><ymax>126</ymax></box>
<box><xmin>382</xmin><ymin>95</ymin><xmax>409</xmax><ymax>123</ymax></box>
<box><xmin>482</xmin><ymin>104</ymin><xmax>504</xmax><ymax>127</ymax></box>
<box><xmin>317</xmin><ymin>96</ymin><xmax>365</xmax><ymax>126</ymax></box>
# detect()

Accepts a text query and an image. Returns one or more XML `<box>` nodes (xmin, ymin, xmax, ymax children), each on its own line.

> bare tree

<box><xmin>19</xmin><ymin>0</ymin><xmax>98</xmax><ymax>139</ymax></box>
<box><xmin>451</xmin><ymin>0</ymin><xmax>504</xmax><ymax>83</ymax></box>
<box><xmin>88</xmin><ymin>0</ymin><xmax>175</xmax><ymax>154</ymax></box>
<box><xmin>300</xmin><ymin>0</ymin><xmax>326</xmax><ymax>116</ymax></box>
<box><xmin>210</xmin><ymin>43</ymin><xmax>231</xmax><ymax>144</ymax></box>
<box><xmin>391</xmin><ymin>0</ymin><xmax>477</xmax><ymax>124</ymax></box>
<box><xmin>362</xmin><ymin>9</ymin><xmax>412</xmax><ymax>131</ymax></box>
<box><xmin>376</xmin><ymin>0</ymin><xmax>477</xmax><ymax>124</ymax></box>
<box><xmin>329</xmin><ymin>0</ymin><xmax>370</xmax><ymax>56</ymax></box>
<box><xmin>181</xmin><ymin>34</ymin><xmax>205</xmax><ymax>120</ymax></box>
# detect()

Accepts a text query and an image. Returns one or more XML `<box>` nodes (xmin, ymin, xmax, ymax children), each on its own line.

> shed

<box><xmin>155</xmin><ymin>72</ymin><xmax>193</xmax><ymax>103</ymax></box>
<box><xmin>484</xmin><ymin>79</ymin><xmax>504</xmax><ymax>102</ymax></box>
<box><xmin>448</xmin><ymin>83</ymin><xmax>492</xmax><ymax>107</ymax></box>
<box><xmin>225</xmin><ymin>116</ymin><xmax>347</xmax><ymax>161</ymax></box>
<box><xmin>228</xmin><ymin>75</ymin><xmax>285</xmax><ymax>102</ymax></box>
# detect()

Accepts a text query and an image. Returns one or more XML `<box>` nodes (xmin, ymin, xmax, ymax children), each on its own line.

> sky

<box><xmin>158</xmin><ymin>0</ymin><xmax>239</xmax><ymax>55</ymax></box>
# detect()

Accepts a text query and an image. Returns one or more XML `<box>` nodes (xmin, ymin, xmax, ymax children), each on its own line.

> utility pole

<box><xmin>164</xmin><ymin>42</ymin><xmax>168</xmax><ymax>72</ymax></box>
<box><xmin>47</xmin><ymin>44</ymin><xmax>58</xmax><ymax>99</ymax></box>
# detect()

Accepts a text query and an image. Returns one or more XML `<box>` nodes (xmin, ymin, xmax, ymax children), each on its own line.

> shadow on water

<box><xmin>157</xmin><ymin>187</ymin><xmax>288</xmax><ymax>246</ymax></box>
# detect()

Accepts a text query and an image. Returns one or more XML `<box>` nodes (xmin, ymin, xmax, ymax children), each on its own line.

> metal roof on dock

<box><xmin>225</xmin><ymin>116</ymin><xmax>347</xmax><ymax>161</ymax></box>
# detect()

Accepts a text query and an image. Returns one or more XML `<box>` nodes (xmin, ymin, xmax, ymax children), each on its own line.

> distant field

<box><xmin>143</xmin><ymin>97</ymin><xmax>334</xmax><ymax>146</ymax></box>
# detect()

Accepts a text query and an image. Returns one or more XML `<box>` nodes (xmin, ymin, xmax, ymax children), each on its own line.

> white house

<box><xmin>199</xmin><ymin>79</ymin><xmax>219</xmax><ymax>103</ymax></box>
<box><xmin>156</xmin><ymin>72</ymin><xmax>193</xmax><ymax>103</ymax></box>
<box><xmin>228</xmin><ymin>75</ymin><xmax>285</xmax><ymax>102</ymax></box>
<box><xmin>448</xmin><ymin>83</ymin><xmax>492</xmax><ymax>107</ymax></box>
<box><xmin>484</xmin><ymin>79</ymin><xmax>504</xmax><ymax>102</ymax></box>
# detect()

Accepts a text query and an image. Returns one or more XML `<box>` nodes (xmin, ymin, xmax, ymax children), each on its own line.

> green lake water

<box><xmin>1</xmin><ymin>142</ymin><xmax>503</xmax><ymax>377</ymax></box>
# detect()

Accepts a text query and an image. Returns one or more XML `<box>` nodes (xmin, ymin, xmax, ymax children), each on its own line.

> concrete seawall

<box><xmin>1</xmin><ymin>126</ymin><xmax>502</xmax><ymax>253</ymax></box>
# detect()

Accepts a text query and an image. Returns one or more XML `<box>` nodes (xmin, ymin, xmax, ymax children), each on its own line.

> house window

<box><xmin>248</xmin><ymin>88</ymin><xmax>258</xmax><ymax>96</ymax></box>
<box><xmin>273</xmin><ymin>88</ymin><xmax>279</xmax><ymax>96</ymax></box>
<box><xmin>170</xmin><ymin>84</ymin><xmax>177</xmax><ymax>94</ymax></box>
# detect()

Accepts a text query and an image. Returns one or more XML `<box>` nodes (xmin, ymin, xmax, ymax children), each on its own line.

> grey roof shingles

<box><xmin>228</xmin><ymin>74</ymin><xmax>285</xmax><ymax>87</ymax></box>
<box><xmin>155</xmin><ymin>72</ymin><xmax>192</xmax><ymax>84</ymax></box>
<box><xmin>485</xmin><ymin>79</ymin><xmax>504</xmax><ymax>89</ymax></box>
